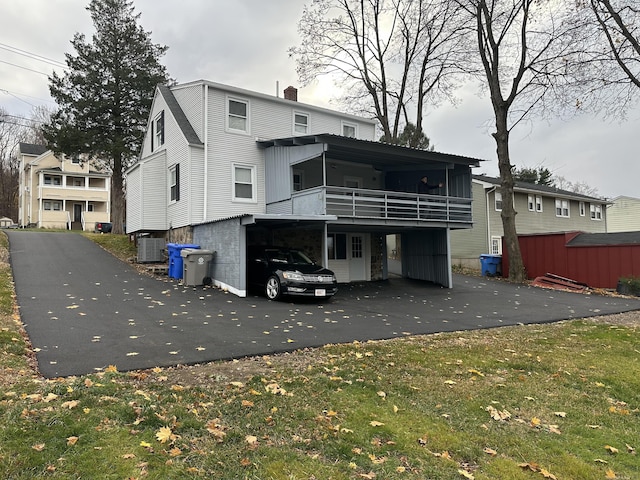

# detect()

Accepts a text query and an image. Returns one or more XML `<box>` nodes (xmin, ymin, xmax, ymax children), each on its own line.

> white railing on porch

<box><xmin>290</xmin><ymin>186</ymin><xmax>472</xmax><ymax>223</ymax></box>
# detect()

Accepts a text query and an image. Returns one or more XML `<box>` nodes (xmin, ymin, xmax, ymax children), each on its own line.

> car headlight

<box><xmin>282</xmin><ymin>271</ymin><xmax>304</xmax><ymax>281</ymax></box>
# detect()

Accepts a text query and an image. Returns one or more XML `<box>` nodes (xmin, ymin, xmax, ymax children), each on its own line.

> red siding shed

<box><xmin>502</xmin><ymin>231</ymin><xmax>640</xmax><ymax>289</ymax></box>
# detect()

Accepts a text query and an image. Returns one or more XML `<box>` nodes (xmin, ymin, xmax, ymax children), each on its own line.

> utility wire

<box><xmin>0</xmin><ymin>42</ymin><xmax>67</xmax><ymax>69</ymax></box>
<box><xmin>0</xmin><ymin>43</ymin><xmax>68</xmax><ymax>68</ymax></box>
<box><xmin>0</xmin><ymin>59</ymin><xmax>51</xmax><ymax>76</ymax></box>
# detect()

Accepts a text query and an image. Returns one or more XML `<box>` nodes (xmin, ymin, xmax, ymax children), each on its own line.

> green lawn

<box><xmin>0</xmin><ymin>233</ymin><xmax>638</xmax><ymax>479</ymax></box>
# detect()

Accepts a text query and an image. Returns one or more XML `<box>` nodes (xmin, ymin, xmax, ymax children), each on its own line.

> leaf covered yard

<box><xmin>1</xmin><ymin>235</ymin><xmax>639</xmax><ymax>479</ymax></box>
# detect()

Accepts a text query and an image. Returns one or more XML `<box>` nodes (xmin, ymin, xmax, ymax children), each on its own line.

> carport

<box><xmin>192</xmin><ymin>214</ymin><xmax>337</xmax><ymax>297</ymax></box>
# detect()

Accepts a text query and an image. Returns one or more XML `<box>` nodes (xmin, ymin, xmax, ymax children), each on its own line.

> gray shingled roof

<box><xmin>157</xmin><ymin>85</ymin><xmax>203</xmax><ymax>146</ymax></box>
<box><xmin>473</xmin><ymin>174</ymin><xmax>605</xmax><ymax>202</ymax></box>
<box><xmin>19</xmin><ymin>143</ymin><xmax>48</xmax><ymax>156</ymax></box>
<box><xmin>567</xmin><ymin>232</ymin><xmax>640</xmax><ymax>246</ymax></box>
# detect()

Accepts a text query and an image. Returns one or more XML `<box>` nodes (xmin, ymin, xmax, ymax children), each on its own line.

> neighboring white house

<box><xmin>18</xmin><ymin>143</ymin><xmax>111</xmax><ymax>231</ymax></box>
<box><xmin>606</xmin><ymin>196</ymin><xmax>640</xmax><ymax>233</ymax></box>
<box><xmin>126</xmin><ymin>80</ymin><xmax>480</xmax><ymax>296</ymax></box>
<box><xmin>450</xmin><ymin>175</ymin><xmax>609</xmax><ymax>268</ymax></box>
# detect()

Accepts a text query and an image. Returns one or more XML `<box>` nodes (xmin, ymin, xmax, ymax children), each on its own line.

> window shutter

<box><xmin>150</xmin><ymin>120</ymin><xmax>154</xmax><ymax>151</ymax></box>
<box><xmin>175</xmin><ymin>163</ymin><xmax>180</xmax><ymax>201</ymax></box>
<box><xmin>159</xmin><ymin>111</ymin><xmax>165</xmax><ymax>144</ymax></box>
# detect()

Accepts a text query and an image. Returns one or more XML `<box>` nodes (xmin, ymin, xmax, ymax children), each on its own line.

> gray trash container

<box><xmin>181</xmin><ymin>248</ymin><xmax>214</xmax><ymax>286</ymax></box>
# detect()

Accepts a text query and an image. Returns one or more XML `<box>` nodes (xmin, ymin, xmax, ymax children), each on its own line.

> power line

<box><xmin>0</xmin><ymin>87</ymin><xmax>55</xmax><ymax>105</ymax></box>
<box><xmin>0</xmin><ymin>59</ymin><xmax>51</xmax><ymax>76</ymax></box>
<box><xmin>0</xmin><ymin>42</ymin><xmax>67</xmax><ymax>69</ymax></box>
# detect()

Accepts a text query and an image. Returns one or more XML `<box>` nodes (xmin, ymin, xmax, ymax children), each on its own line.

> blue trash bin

<box><xmin>480</xmin><ymin>254</ymin><xmax>501</xmax><ymax>277</ymax></box>
<box><xmin>167</xmin><ymin>243</ymin><xmax>200</xmax><ymax>279</ymax></box>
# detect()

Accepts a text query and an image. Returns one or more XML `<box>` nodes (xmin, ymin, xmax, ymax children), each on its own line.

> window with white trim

<box><xmin>342</xmin><ymin>122</ymin><xmax>357</xmax><ymax>138</ymax></box>
<box><xmin>233</xmin><ymin>164</ymin><xmax>255</xmax><ymax>201</ymax></box>
<box><xmin>228</xmin><ymin>98</ymin><xmax>249</xmax><ymax>132</ymax></box>
<box><xmin>590</xmin><ymin>204</ymin><xmax>602</xmax><ymax>220</ymax></box>
<box><xmin>169</xmin><ymin>164</ymin><xmax>180</xmax><ymax>202</ymax></box>
<box><xmin>44</xmin><ymin>175</ymin><xmax>62</xmax><ymax>186</ymax></box>
<box><xmin>579</xmin><ymin>201</ymin><xmax>586</xmax><ymax>216</ymax></box>
<box><xmin>535</xmin><ymin>195</ymin><xmax>543</xmax><ymax>212</ymax></box>
<box><xmin>555</xmin><ymin>199</ymin><xmax>570</xmax><ymax>217</ymax></box>
<box><xmin>328</xmin><ymin>233</ymin><xmax>347</xmax><ymax>260</ymax></box>
<box><xmin>293</xmin><ymin>112</ymin><xmax>308</xmax><ymax>134</ymax></box>
<box><xmin>490</xmin><ymin>236</ymin><xmax>502</xmax><ymax>255</ymax></box>
<box><xmin>153</xmin><ymin>111</ymin><xmax>165</xmax><ymax>150</ymax></box>
<box><xmin>528</xmin><ymin>194</ymin><xmax>535</xmax><ymax>211</ymax></box>
<box><xmin>292</xmin><ymin>170</ymin><xmax>304</xmax><ymax>191</ymax></box>
<box><xmin>494</xmin><ymin>191</ymin><xmax>503</xmax><ymax>211</ymax></box>
<box><xmin>43</xmin><ymin>200</ymin><xmax>62</xmax><ymax>211</ymax></box>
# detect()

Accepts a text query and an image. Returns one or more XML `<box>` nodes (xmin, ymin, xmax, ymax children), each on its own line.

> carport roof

<box><xmin>257</xmin><ymin>134</ymin><xmax>483</xmax><ymax>169</ymax></box>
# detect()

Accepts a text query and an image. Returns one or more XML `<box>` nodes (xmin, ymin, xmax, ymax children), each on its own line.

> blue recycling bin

<box><xmin>480</xmin><ymin>254</ymin><xmax>502</xmax><ymax>277</ymax></box>
<box><xmin>167</xmin><ymin>243</ymin><xmax>200</xmax><ymax>279</ymax></box>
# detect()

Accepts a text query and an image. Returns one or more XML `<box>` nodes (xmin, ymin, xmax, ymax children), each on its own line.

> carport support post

<box><xmin>322</xmin><ymin>223</ymin><xmax>329</xmax><ymax>267</ymax></box>
<box><xmin>446</xmin><ymin>227</ymin><xmax>453</xmax><ymax>288</ymax></box>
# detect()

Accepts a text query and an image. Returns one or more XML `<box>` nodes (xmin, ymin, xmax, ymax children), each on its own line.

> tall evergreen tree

<box><xmin>44</xmin><ymin>0</ymin><xmax>169</xmax><ymax>234</ymax></box>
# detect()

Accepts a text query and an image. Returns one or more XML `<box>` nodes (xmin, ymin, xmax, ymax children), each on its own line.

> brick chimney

<box><xmin>284</xmin><ymin>86</ymin><xmax>298</xmax><ymax>101</ymax></box>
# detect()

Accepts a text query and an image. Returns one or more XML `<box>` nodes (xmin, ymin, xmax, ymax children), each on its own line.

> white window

<box><xmin>590</xmin><ymin>204</ymin><xmax>602</xmax><ymax>220</ymax></box>
<box><xmin>44</xmin><ymin>175</ymin><xmax>61</xmax><ymax>186</ymax></box>
<box><xmin>228</xmin><ymin>98</ymin><xmax>249</xmax><ymax>133</ymax></box>
<box><xmin>528</xmin><ymin>194</ymin><xmax>535</xmax><ymax>211</ymax></box>
<box><xmin>494</xmin><ymin>191</ymin><xmax>503</xmax><ymax>211</ymax></box>
<box><xmin>535</xmin><ymin>195</ymin><xmax>543</xmax><ymax>212</ymax></box>
<box><xmin>555</xmin><ymin>199</ymin><xmax>570</xmax><ymax>217</ymax></box>
<box><xmin>328</xmin><ymin>233</ymin><xmax>347</xmax><ymax>260</ymax></box>
<box><xmin>43</xmin><ymin>200</ymin><xmax>62</xmax><ymax>211</ymax></box>
<box><xmin>490</xmin><ymin>236</ymin><xmax>502</xmax><ymax>255</ymax></box>
<box><xmin>233</xmin><ymin>164</ymin><xmax>255</xmax><ymax>202</ymax></box>
<box><xmin>579</xmin><ymin>201</ymin><xmax>586</xmax><ymax>216</ymax></box>
<box><xmin>169</xmin><ymin>164</ymin><xmax>180</xmax><ymax>202</ymax></box>
<box><xmin>294</xmin><ymin>112</ymin><xmax>308</xmax><ymax>134</ymax></box>
<box><xmin>153</xmin><ymin>111</ymin><xmax>164</xmax><ymax>150</ymax></box>
<box><xmin>292</xmin><ymin>170</ymin><xmax>304</xmax><ymax>192</ymax></box>
<box><xmin>344</xmin><ymin>176</ymin><xmax>362</xmax><ymax>189</ymax></box>
<box><xmin>342</xmin><ymin>121</ymin><xmax>357</xmax><ymax>138</ymax></box>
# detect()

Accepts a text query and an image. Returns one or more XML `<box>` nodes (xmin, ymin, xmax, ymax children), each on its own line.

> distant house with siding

<box><xmin>126</xmin><ymin>80</ymin><xmax>480</xmax><ymax>296</ymax></box>
<box><xmin>606</xmin><ymin>196</ymin><xmax>640</xmax><ymax>233</ymax></box>
<box><xmin>450</xmin><ymin>175</ymin><xmax>609</xmax><ymax>268</ymax></box>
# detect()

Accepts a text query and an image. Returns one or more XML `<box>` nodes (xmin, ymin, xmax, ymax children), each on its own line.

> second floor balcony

<box><xmin>260</xmin><ymin>134</ymin><xmax>480</xmax><ymax>227</ymax></box>
<box><xmin>272</xmin><ymin>186</ymin><xmax>472</xmax><ymax>224</ymax></box>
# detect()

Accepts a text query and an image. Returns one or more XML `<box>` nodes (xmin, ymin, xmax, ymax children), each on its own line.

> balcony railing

<box><xmin>288</xmin><ymin>186</ymin><xmax>472</xmax><ymax>223</ymax></box>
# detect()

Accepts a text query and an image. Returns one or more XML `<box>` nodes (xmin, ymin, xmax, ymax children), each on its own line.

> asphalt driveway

<box><xmin>8</xmin><ymin>231</ymin><xmax>640</xmax><ymax>378</ymax></box>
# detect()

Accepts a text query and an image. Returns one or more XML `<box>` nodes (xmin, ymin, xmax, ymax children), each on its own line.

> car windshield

<box><xmin>265</xmin><ymin>249</ymin><xmax>313</xmax><ymax>265</ymax></box>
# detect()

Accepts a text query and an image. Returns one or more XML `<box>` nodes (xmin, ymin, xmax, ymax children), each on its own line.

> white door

<box><xmin>349</xmin><ymin>234</ymin><xmax>367</xmax><ymax>281</ymax></box>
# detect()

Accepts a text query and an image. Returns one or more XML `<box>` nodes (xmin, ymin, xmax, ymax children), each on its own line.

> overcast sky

<box><xmin>1</xmin><ymin>0</ymin><xmax>638</xmax><ymax>199</ymax></box>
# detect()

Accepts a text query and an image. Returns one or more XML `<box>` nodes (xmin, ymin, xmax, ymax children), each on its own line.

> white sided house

<box><xmin>126</xmin><ymin>80</ymin><xmax>480</xmax><ymax>296</ymax></box>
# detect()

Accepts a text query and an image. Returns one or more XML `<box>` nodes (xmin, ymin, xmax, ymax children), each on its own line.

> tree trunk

<box><xmin>493</xmin><ymin>108</ymin><xmax>526</xmax><ymax>282</ymax></box>
<box><xmin>110</xmin><ymin>151</ymin><xmax>125</xmax><ymax>235</ymax></box>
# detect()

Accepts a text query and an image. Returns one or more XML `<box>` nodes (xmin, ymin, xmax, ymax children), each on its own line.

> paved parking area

<box><xmin>8</xmin><ymin>231</ymin><xmax>640</xmax><ymax>378</ymax></box>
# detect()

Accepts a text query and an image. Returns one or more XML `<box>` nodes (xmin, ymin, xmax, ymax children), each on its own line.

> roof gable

<box><xmin>157</xmin><ymin>85</ymin><xmax>203</xmax><ymax>146</ymax></box>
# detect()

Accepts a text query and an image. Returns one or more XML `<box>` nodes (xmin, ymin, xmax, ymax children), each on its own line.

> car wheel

<box><xmin>265</xmin><ymin>275</ymin><xmax>281</xmax><ymax>301</ymax></box>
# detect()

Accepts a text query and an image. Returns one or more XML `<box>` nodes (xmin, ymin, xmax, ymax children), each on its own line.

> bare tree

<box><xmin>458</xmin><ymin>0</ymin><xmax>589</xmax><ymax>282</ymax></box>
<box><xmin>0</xmin><ymin>108</ymin><xmax>29</xmax><ymax>220</ymax></box>
<box><xmin>290</xmin><ymin>0</ymin><xmax>471</xmax><ymax>144</ymax></box>
<box><xmin>553</xmin><ymin>175</ymin><xmax>600</xmax><ymax>197</ymax></box>
<box><xmin>579</xmin><ymin>0</ymin><xmax>640</xmax><ymax>116</ymax></box>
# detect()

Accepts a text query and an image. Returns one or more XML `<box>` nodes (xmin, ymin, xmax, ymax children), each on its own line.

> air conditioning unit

<box><xmin>137</xmin><ymin>238</ymin><xmax>166</xmax><ymax>263</ymax></box>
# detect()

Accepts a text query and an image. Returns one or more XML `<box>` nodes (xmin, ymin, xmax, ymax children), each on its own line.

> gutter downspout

<box><xmin>203</xmin><ymin>84</ymin><xmax>209</xmax><ymax>221</ymax></box>
<box><xmin>486</xmin><ymin>186</ymin><xmax>496</xmax><ymax>254</ymax></box>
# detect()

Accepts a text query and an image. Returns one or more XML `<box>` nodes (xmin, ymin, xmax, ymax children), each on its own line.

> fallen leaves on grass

<box><xmin>486</xmin><ymin>405</ymin><xmax>511</xmax><ymax>421</ymax></box>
